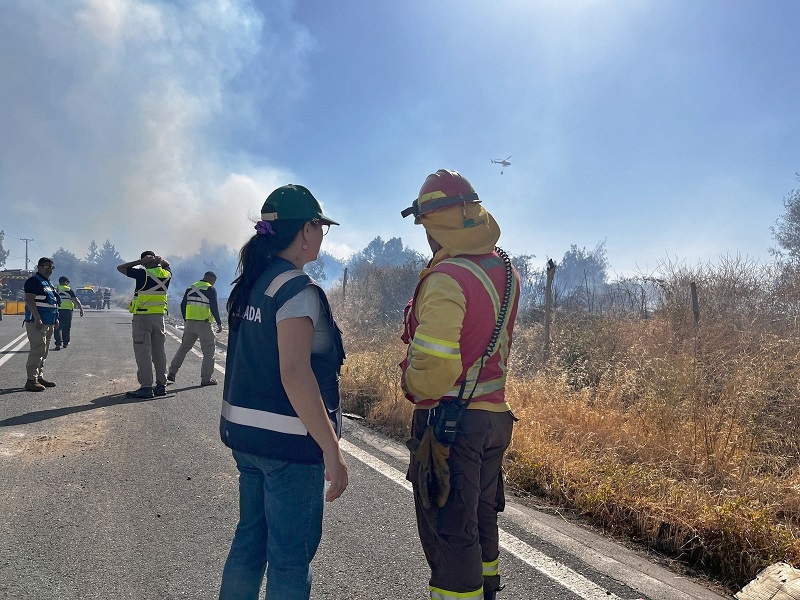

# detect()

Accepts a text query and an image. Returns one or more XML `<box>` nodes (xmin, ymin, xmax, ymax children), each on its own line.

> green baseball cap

<box><xmin>260</xmin><ymin>184</ymin><xmax>339</xmax><ymax>225</ymax></box>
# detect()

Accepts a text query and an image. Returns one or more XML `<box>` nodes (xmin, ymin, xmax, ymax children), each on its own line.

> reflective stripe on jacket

<box><xmin>129</xmin><ymin>267</ymin><xmax>171</xmax><ymax>314</ymax></box>
<box><xmin>185</xmin><ymin>280</ymin><xmax>213</xmax><ymax>321</ymax></box>
<box><xmin>401</xmin><ymin>250</ymin><xmax>519</xmax><ymax>410</ymax></box>
<box><xmin>220</xmin><ymin>258</ymin><xmax>346</xmax><ymax>463</ymax></box>
<box><xmin>57</xmin><ymin>285</ymin><xmax>75</xmax><ymax>310</ymax></box>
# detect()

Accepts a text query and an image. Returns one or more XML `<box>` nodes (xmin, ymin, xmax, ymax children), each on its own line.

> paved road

<box><xmin>0</xmin><ymin>310</ymin><xmax>732</xmax><ymax>599</ymax></box>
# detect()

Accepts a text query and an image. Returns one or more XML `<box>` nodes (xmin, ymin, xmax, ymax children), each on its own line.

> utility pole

<box><xmin>20</xmin><ymin>238</ymin><xmax>33</xmax><ymax>271</ymax></box>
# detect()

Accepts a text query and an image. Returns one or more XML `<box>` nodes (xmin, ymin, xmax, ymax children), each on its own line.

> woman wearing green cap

<box><xmin>218</xmin><ymin>184</ymin><xmax>347</xmax><ymax>600</ymax></box>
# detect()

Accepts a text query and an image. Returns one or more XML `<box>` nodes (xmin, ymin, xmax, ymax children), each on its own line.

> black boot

<box><xmin>126</xmin><ymin>387</ymin><xmax>154</xmax><ymax>399</ymax></box>
<box><xmin>483</xmin><ymin>575</ymin><xmax>503</xmax><ymax>600</ymax></box>
<box><xmin>484</xmin><ymin>585</ymin><xmax>504</xmax><ymax>600</ymax></box>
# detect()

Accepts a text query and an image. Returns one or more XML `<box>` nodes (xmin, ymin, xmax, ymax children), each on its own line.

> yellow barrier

<box><xmin>0</xmin><ymin>300</ymin><xmax>26</xmax><ymax>315</ymax></box>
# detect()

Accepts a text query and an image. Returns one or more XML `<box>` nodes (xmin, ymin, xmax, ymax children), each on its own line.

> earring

<box><xmin>302</xmin><ymin>244</ymin><xmax>309</xmax><ymax>250</ymax></box>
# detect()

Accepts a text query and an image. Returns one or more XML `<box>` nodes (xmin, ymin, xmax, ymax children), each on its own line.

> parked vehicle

<box><xmin>75</xmin><ymin>286</ymin><xmax>99</xmax><ymax>309</ymax></box>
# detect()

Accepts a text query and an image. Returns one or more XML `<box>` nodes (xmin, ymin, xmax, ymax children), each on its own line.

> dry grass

<box><xmin>338</xmin><ymin>326</ymin><xmax>413</xmax><ymax>438</ymax></box>
<box><xmin>505</xmin><ymin>369</ymin><xmax>800</xmax><ymax>588</ymax></box>
<box><xmin>330</xmin><ymin>255</ymin><xmax>800</xmax><ymax>590</ymax></box>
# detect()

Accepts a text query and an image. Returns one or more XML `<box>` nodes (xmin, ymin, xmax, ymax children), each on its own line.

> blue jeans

<box><xmin>219</xmin><ymin>450</ymin><xmax>325</xmax><ymax>600</ymax></box>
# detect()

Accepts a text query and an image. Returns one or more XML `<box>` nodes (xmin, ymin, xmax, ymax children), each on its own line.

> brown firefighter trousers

<box><xmin>407</xmin><ymin>407</ymin><xmax>515</xmax><ymax>596</ymax></box>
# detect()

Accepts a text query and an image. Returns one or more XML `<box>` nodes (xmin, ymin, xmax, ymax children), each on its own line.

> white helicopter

<box><xmin>491</xmin><ymin>155</ymin><xmax>511</xmax><ymax>174</ymax></box>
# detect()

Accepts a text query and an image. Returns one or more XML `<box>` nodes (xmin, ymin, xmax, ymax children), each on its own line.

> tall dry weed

<box><xmin>329</xmin><ymin>253</ymin><xmax>800</xmax><ymax>588</ymax></box>
<box><xmin>337</xmin><ymin>327</ymin><xmax>413</xmax><ymax>437</ymax></box>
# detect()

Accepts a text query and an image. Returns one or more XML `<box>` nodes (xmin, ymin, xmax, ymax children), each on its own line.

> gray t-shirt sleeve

<box><xmin>276</xmin><ymin>285</ymin><xmax>332</xmax><ymax>353</ymax></box>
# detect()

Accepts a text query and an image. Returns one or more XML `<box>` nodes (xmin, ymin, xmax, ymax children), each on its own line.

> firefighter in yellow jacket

<box><xmin>400</xmin><ymin>170</ymin><xmax>521</xmax><ymax>600</ymax></box>
<box><xmin>117</xmin><ymin>251</ymin><xmax>172</xmax><ymax>399</ymax></box>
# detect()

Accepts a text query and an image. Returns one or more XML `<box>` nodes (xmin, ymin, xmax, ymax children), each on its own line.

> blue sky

<box><xmin>1</xmin><ymin>0</ymin><xmax>798</xmax><ymax>279</ymax></box>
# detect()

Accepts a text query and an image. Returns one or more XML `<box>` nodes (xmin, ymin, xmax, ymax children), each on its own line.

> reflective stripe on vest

<box><xmin>33</xmin><ymin>295</ymin><xmax>56</xmax><ymax>309</ymax></box>
<box><xmin>265</xmin><ymin>269</ymin><xmax>306</xmax><ymax>297</ymax></box>
<box><xmin>437</xmin><ymin>256</ymin><xmax>516</xmax><ymax>401</ymax></box>
<box><xmin>25</xmin><ymin>274</ymin><xmax>59</xmax><ymax>322</ymax></box>
<box><xmin>57</xmin><ymin>285</ymin><xmax>75</xmax><ymax>310</ymax></box>
<box><xmin>185</xmin><ymin>280</ymin><xmax>212</xmax><ymax>321</ymax></box>
<box><xmin>221</xmin><ymin>400</ymin><xmax>308</xmax><ymax>437</ymax></box>
<box><xmin>130</xmin><ymin>267</ymin><xmax>170</xmax><ymax>314</ymax></box>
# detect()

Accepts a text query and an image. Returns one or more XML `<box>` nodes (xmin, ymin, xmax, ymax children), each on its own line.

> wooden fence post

<box><xmin>543</xmin><ymin>259</ymin><xmax>556</xmax><ymax>362</ymax></box>
<box><xmin>690</xmin><ymin>282</ymin><xmax>700</xmax><ymax>327</ymax></box>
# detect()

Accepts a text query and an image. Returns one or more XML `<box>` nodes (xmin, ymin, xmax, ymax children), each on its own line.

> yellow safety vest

<box><xmin>129</xmin><ymin>267</ymin><xmax>171</xmax><ymax>314</ymax></box>
<box><xmin>57</xmin><ymin>285</ymin><xmax>75</xmax><ymax>310</ymax></box>
<box><xmin>185</xmin><ymin>280</ymin><xmax>214</xmax><ymax>322</ymax></box>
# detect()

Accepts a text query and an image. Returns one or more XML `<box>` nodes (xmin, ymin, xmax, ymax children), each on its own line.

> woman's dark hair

<box><xmin>227</xmin><ymin>220</ymin><xmax>306</xmax><ymax>330</ymax></box>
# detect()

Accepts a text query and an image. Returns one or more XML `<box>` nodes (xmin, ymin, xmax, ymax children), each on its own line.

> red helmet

<box><xmin>401</xmin><ymin>169</ymin><xmax>480</xmax><ymax>223</ymax></box>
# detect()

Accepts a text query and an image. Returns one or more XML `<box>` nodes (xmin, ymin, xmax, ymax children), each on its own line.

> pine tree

<box><xmin>96</xmin><ymin>240</ymin><xmax>123</xmax><ymax>287</ymax></box>
<box><xmin>0</xmin><ymin>230</ymin><xmax>10</xmax><ymax>269</ymax></box>
<box><xmin>86</xmin><ymin>240</ymin><xmax>99</xmax><ymax>264</ymax></box>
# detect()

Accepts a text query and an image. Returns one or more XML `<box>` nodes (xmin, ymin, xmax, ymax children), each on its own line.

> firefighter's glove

<box><xmin>407</xmin><ymin>425</ymin><xmax>451</xmax><ymax>509</ymax></box>
<box><xmin>430</xmin><ymin>429</ymin><xmax>451</xmax><ymax>507</ymax></box>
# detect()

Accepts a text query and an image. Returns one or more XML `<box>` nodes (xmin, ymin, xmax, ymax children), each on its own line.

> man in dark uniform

<box><xmin>54</xmin><ymin>276</ymin><xmax>84</xmax><ymax>350</ymax></box>
<box><xmin>23</xmin><ymin>257</ymin><xmax>61</xmax><ymax>391</ymax></box>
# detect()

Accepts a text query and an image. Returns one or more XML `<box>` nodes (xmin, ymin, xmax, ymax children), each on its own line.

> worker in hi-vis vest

<box><xmin>53</xmin><ymin>275</ymin><xmax>84</xmax><ymax>350</ymax></box>
<box><xmin>167</xmin><ymin>271</ymin><xmax>223</xmax><ymax>387</ymax></box>
<box><xmin>117</xmin><ymin>251</ymin><xmax>172</xmax><ymax>399</ymax></box>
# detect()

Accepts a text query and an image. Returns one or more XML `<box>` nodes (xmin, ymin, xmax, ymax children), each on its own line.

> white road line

<box><xmin>0</xmin><ymin>332</ymin><xmax>28</xmax><ymax>354</ymax></box>
<box><xmin>0</xmin><ymin>333</ymin><xmax>29</xmax><ymax>369</ymax></box>
<box><xmin>338</xmin><ymin>438</ymin><xmax>624</xmax><ymax>600</ymax></box>
<box><xmin>165</xmin><ymin>328</ymin><xmax>226</xmax><ymax>375</ymax></box>
<box><xmin>340</xmin><ymin>438</ymin><xmax>412</xmax><ymax>493</ymax></box>
<box><xmin>498</xmin><ymin>531</ymin><xmax>627</xmax><ymax>600</ymax></box>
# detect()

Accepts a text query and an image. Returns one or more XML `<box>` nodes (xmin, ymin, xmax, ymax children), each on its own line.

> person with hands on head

<box><xmin>53</xmin><ymin>275</ymin><xmax>84</xmax><ymax>350</ymax></box>
<box><xmin>218</xmin><ymin>184</ymin><xmax>347</xmax><ymax>600</ymax></box>
<box><xmin>117</xmin><ymin>251</ymin><xmax>172</xmax><ymax>399</ymax></box>
<box><xmin>23</xmin><ymin>257</ymin><xmax>61</xmax><ymax>391</ymax></box>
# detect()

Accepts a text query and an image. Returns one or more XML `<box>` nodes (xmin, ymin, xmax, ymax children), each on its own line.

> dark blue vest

<box><xmin>24</xmin><ymin>274</ymin><xmax>60</xmax><ymax>324</ymax></box>
<box><xmin>220</xmin><ymin>258</ymin><xmax>346</xmax><ymax>464</ymax></box>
